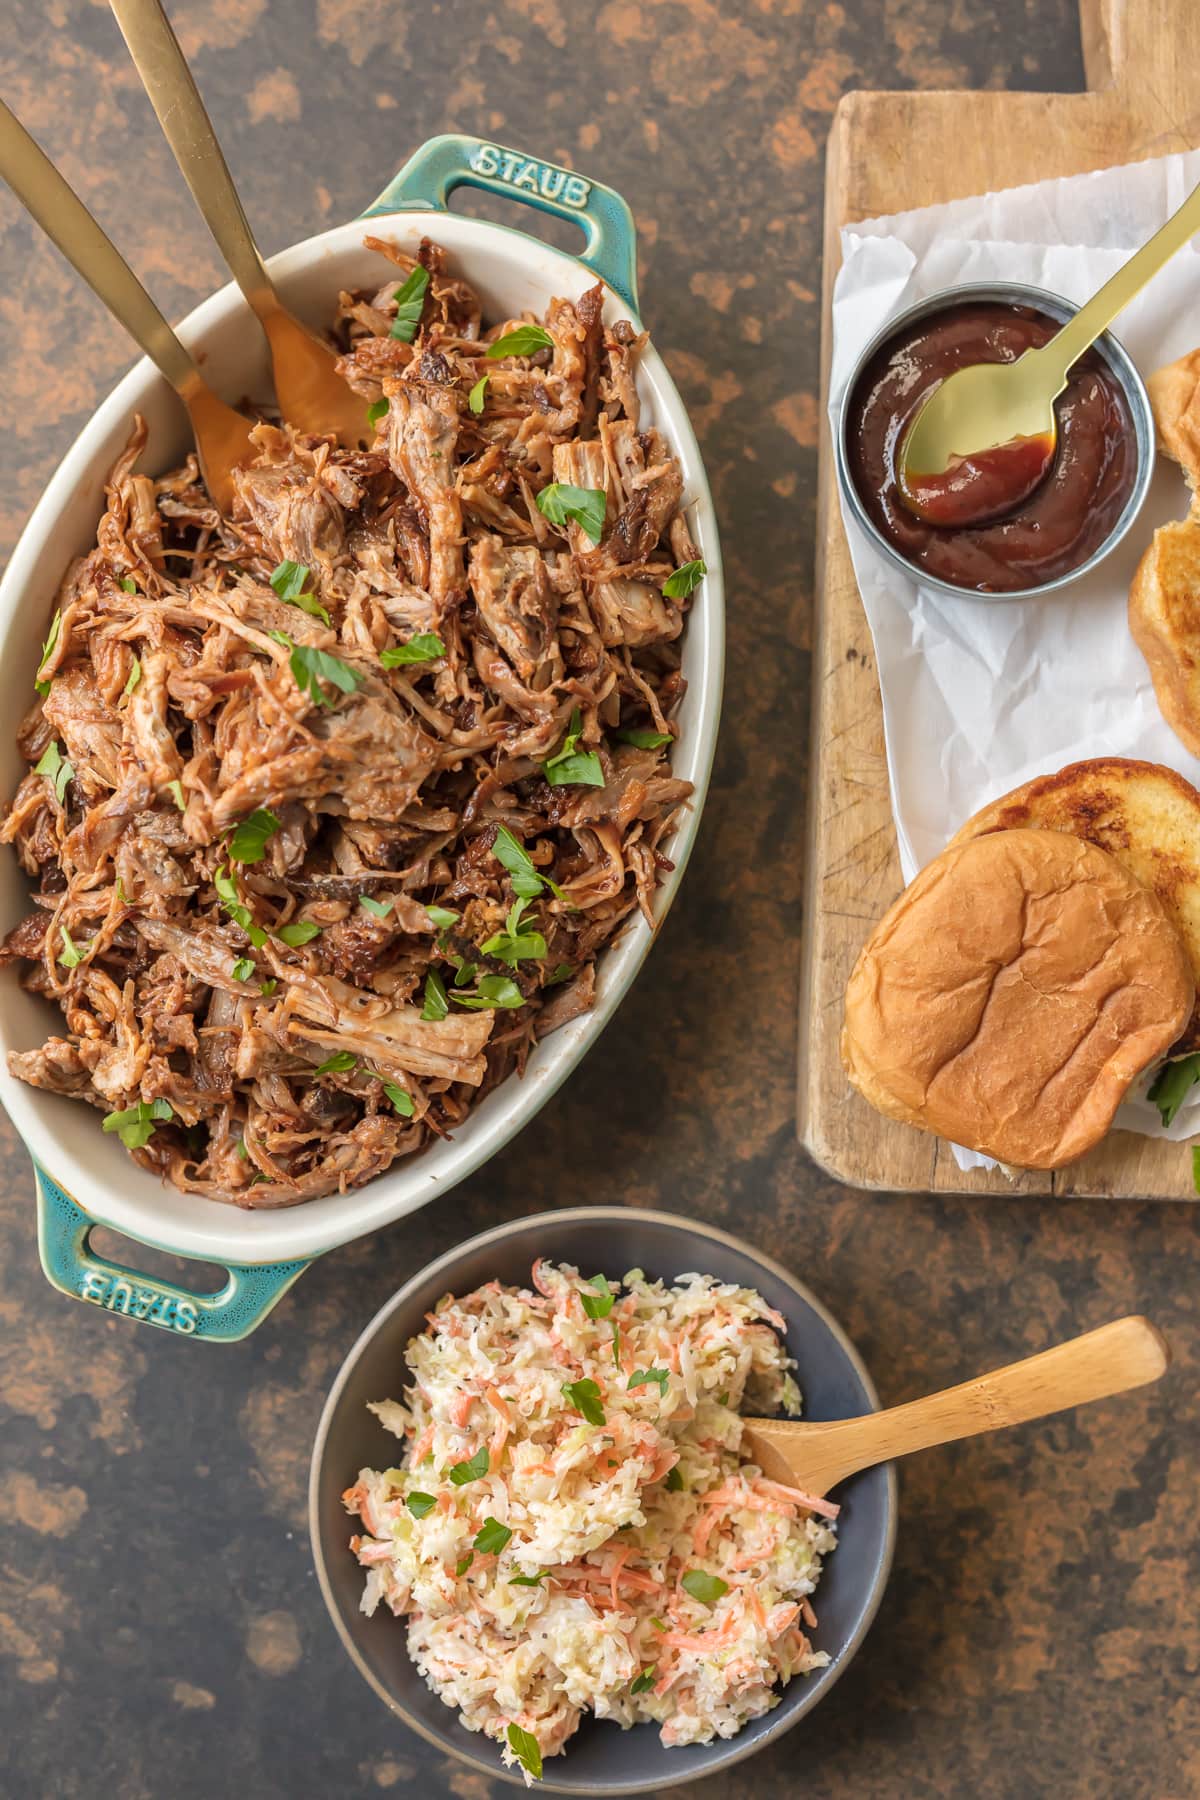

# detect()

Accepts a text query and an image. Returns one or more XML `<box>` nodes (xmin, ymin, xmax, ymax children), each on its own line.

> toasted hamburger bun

<box><xmin>1129</xmin><ymin>514</ymin><xmax>1200</xmax><ymax>758</ymax></box>
<box><xmin>948</xmin><ymin>756</ymin><xmax>1200</xmax><ymax>1048</ymax></box>
<box><xmin>841</xmin><ymin>829</ymin><xmax>1192</xmax><ymax>1169</ymax></box>
<box><xmin>1147</xmin><ymin>347</ymin><xmax>1200</xmax><ymax>494</ymax></box>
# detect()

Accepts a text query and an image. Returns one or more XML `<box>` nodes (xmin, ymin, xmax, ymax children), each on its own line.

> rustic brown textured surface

<box><xmin>0</xmin><ymin>3</ymin><xmax>1197</xmax><ymax>1798</ymax></box>
<box><xmin>801</xmin><ymin>0</ymin><xmax>1200</xmax><ymax>1200</ymax></box>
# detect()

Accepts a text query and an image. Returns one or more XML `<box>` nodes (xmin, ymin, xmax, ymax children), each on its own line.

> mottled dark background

<box><xmin>2</xmin><ymin>3</ymin><xmax>1197</xmax><ymax>1797</ymax></box>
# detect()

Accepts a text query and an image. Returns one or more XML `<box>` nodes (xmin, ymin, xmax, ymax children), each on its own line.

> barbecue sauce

<box><xmin>846</xmin><ymin>301</ymin><xmax>1137</xmax><ymax>592</ymax></box>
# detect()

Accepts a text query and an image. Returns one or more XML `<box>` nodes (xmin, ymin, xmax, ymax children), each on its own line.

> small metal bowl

<box><xmin>309</xmin><ymin>1207</ymin><xmax>896</xmax><ymax>1796</ymax></box>
<box><xmin>834</xmin><ymin>280</ymin><xmax>1155</xmax><ymax>602</ymax></box>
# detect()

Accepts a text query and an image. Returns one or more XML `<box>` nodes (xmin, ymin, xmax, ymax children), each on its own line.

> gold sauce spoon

<box><xmin>743</xmin><ymin>1314</ymin><xmax>1168</xmax><ymax>1498</ymax></box>
<box><xmin>0</xmin><ymin>98</ymin><xmax>254</xmax><ymax>512</ymax></box>
<box><xmin>109</xmin><ymin>0</ymin><xmax>368</xmax><ymax>450</ymax></box>
<box><xmin>899</xmin><ymin>179</ymin><xmax>1200</xmax><ymax>528</ymax></box>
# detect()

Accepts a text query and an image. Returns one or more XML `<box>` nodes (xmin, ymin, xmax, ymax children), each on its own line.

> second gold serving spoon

<box><xmin>899</xmin><ymin>178</ymin><xmax>1200</xmax><ymax>528</ymax></box>
<box><xmin>0</xmin><ymin>98</ymin><xmax>254</xmax><ymax>512</ymax></box>
<box><xmin>109</xmin><ymin>0</ymin><xmax>367</xmax><ymax>450</ymax></box>
<box><xmin>742</xmin><ymin>1314</ymin><xmax>1167</xmax><ymax>1498</ymax></box>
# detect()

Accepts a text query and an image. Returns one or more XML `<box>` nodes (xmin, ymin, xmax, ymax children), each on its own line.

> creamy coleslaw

<box><xmin>343</xmin><ymin>1260</ymin><xmax>838</xmax><ymax>1780</ymax></box>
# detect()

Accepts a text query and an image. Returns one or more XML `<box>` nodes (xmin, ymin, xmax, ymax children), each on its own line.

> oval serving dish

<box><xmin>835</xmin><ymin>279</ymin><xmax>1155</xmax><ymax>602</ymax></box>
<box><xmin>309</xmin><ymin>1207</ymin><xmax>896</xmax><ymax>1797</ymax></box>
<box><xmin>0</xmin><ymin>136</ymin><xmax>724</xmax><ymax>1340</ymax></box>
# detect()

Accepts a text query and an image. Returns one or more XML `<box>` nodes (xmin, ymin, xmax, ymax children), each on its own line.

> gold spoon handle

<box><xmin>0</xmin><ymin>97</ymin><xmax>200</xmax><ymax>397</ymax></box>
<box><xmin>108</xmin><ymin>0</ymin><xmax>276</xmax><ymax>318</ymax></box>
<box><xmin>1037</xmin><ymin>177</ymin><xmax>1200</xmax><ymax>391</ymax></box>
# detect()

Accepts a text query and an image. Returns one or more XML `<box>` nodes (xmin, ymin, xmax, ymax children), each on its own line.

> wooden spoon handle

<box><xmin>770</xmin><ymin>1316</ymin><xmax>1168</xmax><ymax>1494</ymax></box>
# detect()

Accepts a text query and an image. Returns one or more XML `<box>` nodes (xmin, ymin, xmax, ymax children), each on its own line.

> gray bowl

<box><xmin>309</xmin><ymin>1208</ymin><xmax>896</xmax><ymax>1795</ymax></box>
<box><xmin>834</xmin><ymin>279</ymin><xmax>1155</xmax><ymax>602</ymax></box>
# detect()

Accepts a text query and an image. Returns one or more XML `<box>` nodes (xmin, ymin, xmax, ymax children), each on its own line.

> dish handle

<box><xmin>362</xmin><ymin>133</ymin><xmax>639</xmax><ymax>314</ymax></box>
<box><xmin>35</xmin><ymin>1166</ymin><xmax>309</xmax><ymax>1342</ymax></box>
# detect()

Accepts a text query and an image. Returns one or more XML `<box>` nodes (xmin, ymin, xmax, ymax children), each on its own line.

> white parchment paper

<box><xmin>830</xmin><ymin>150</ymin><xmax>1200</xmax><ymax>1166</ymax></box>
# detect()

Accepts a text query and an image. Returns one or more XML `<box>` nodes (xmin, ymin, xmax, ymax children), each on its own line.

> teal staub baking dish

<box><xmin>0</xmin><ymin>135</ymin><xmax>724</xmax><ymax>1342</ymax></box>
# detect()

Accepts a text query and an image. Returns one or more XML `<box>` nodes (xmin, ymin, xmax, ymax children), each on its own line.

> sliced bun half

<box><xmin>842</xmin><ymin>828</ymin><xmax>1192</xmax><ymax>1169</ymax></box>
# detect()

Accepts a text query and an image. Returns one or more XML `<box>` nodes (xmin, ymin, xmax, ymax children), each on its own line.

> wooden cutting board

<box><xmin>799</xmin><ymin>0</ymin><xmax>1200</xmax><ymax>1199</ymax></box>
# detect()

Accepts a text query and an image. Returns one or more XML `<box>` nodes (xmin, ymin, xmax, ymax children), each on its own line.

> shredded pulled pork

<box><xmin>0</xmin><ymin>238</ymin><xmax>698</xmax><ymax>1209</ymax></box>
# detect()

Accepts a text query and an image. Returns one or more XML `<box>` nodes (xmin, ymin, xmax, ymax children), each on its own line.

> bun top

<box><xmin>841</xmin><ymin>828</ymin><xmax>1193</xmax><ymax>1169</ymax></box>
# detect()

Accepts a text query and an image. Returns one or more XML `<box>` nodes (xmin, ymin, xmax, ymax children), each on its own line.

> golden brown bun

<box><xmin>949</xmin><ymin>756</ymin><xmax>1200</xmax><ymax>1049</ymax></box>
<box><xmin>1147</xmin><ymin>348</ymin><xmax>1200</xmax><ymax>493</ymax></box>
<box><xmin>1129</xmin><ymin>514</ymin><xmax>1200</xmax><ymax>758</ymax></box>
<box><xmin>841</xmin><ymin>829</ymin><xmax>1192</xmax><ymax>1169</ymax></box>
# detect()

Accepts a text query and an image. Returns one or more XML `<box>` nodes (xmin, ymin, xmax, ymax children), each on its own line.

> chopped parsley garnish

<box><xmin>650</xmin><ymin>1616</ymin><xmax>667</xmax><ymax>1633</ymax></box>
<box><xmin>480</xmin><ymin>896</ymin><xmax>546</xmax><ymax>967</ymax></box>
<box><xmin>628</xmin><ymin>1368</ymin><xmax>669</xmax><ymax>1395</ymax></box>
<box><xmin>487</xmin><ymin>324</ymin><xmax>554</xmax><ymax>360</ymax></box>
<box><xmin>473</xmin><ymin>1517</ymin><xmax>513</xmax><ymax>1556</ymax></box>
<box><xmin>167</xmin><ymin>779</ymin><xmax>186</xmax><ymax>811</ymax></box>
<box><xmin>491</xmin><ymin>824</ymin><xmax>569</xmax><ymax>904</ymax></box>
<box><xmin>315</xmin><ymin>1051</ymin><xmax>357</xmax><ymax>1076</ymax></box>
<box><xmin>405</xmin><ymin>1491</ymin><xmax>436</xmax><ymax>1518</ymax></box>
<box><xmin>1193</xmin><ymin>1146</ymin><xmax>1200</xmax><ymax>1196</ymax></box>
<box><xmin>390</xmin><ymin>266</ymin><xmax>430</xmax><ymax>342</ymax></box>
<box><xmin>451</xmin><ymin>957</ymin><xmax>477</xmax><ymax>987</ymax></box>
<box><xmin>455</xmin><ymin>1553</ymin><xmax>474</xmax><ymax>1577</ymax></box>
<box><xmin>681</xmin><ymin>1569</ymin><xmax>728</xmax><ymax>1606</ymax></box>
<box><xmin>425</xmin><ymin>905</ymin><xmax>459</xmax><ymax>931</ymax></box>
<box><xmin>506</xmin><ymin>1723</ymin><xmax>543</xmax><ymax>1781</ymax></box>
<box><xmin>468</xmin><ymin>373</ymin><xmax>489</xmax><ymax>414</ymax></box>
<box><xmin>367</xmin><ymin>397</ymin><xmax>389</xmax><ymax>428</ymax></box>
<box><xmin>102</xmin><ymin>1097</ymin><xmax>173</xmax><ymax>1150</ymax></box>
<box><xmin>228</xmin><ymin>807</ymin><xmax>281</xmax><ymax>864</ymax></box>
<box><xmin>535</xmin><ymin>481</ymin><xmax>606</xmax><ymax>545</ymax></box>
<box><xmin>615</xmin><ymin>726</ymin><xmax>672</xmax><ymax>749</ymax></box>
<box><xmin>269</xmin><ymin>630</ymin><xmax>362</xmax><ymax>709</ymax></box>
<box><xmin>448</xmin><ymin>1445</ymin><xmax>489</xmax><ymax>1486</ymax></box>
<box><xmin>561</xmin><ymin>1377</ymin><xmax>605</xmax><ymax>1426</ymax></box>
<box><xmin>580</xmin><ymin>1274</ymin><xmax>614</xmax><ymax>1320</ymax></box>
<box><xmin>612</xmin><ymin>1321</ymin><xmax>621</xmax><ymax>1365</ymax></box>
<box><xmin>662</xmin><ymin>558</ymin><xmax>707</xmax><ymax>599</ymax></box>
<box><xmin>380</xmin><ymin>631</ymin><xmax>444</xmax><ymax>668</ymax></box>
<box><xmin>269</xmin><ymin>559</ymin><xmax>331</xmax><ymax>626</ymax></box>
<box><xmin>453</xmin><ymin>974</ymin><xmax>524</xmax><ymax>1011</ymax></box>
<box><xmin>542</xmin><ymin>706</ymin><xmax>604</xmax><ymax>787</ymax></box>
<box><xmin>359</xmin><ymin>893</ymin><xmax>392</xmax><ymax>919</ymax></box>
<box><xmin>230</xmin><ymin>957</ymin><xmax>256</xmax><ymax>983</ymax></box>
<box><xmin>119</xmin><ymin>576</ymin><xmax>138</xmax><ymax>595</ymax></box>
<box><xmin>664</xmin><ymin>1466</ymin><xmax>684</xmax><ymax>1492</ymax></box>
<box><xmin>57</xmin><ymin>925</ymin><xmax>85</xmax><ymax>969</ymax></box>
<box><xmin>1148</xmin><ymin>1054</ymin><xmax>1200</xmax><ymax>1127</ymax></box>
<box><xmin>421</xmin><ymin>969</ymin><xmax>449</xmax><ymax>1022</ymax></box>
<box><xmin>34</xmin><ymin>740</ymin><xmax>73</xmax><ymax>805</ymax></box>
<box><xmin>276</xmin><ymin>919</ymin><xmax>322</xmax><ymax>947</ymax></box>
<box><xmin>380</xmin><ymin>1078</ymin><xmax>414</xmax><ymax>1117</ymax></box>
<box><xmin>35</xmin><ymin>611</ymin><xmax>61</xmax><ymax>696</ymax></box>
<box><xmin>547</xmin><ymin>962</ymin><xmax>574</xmax><ymax>986</ymax></box>
<box><xmin>508</xmin><ymin>1570</ymin><xmax>546</xmax><ymax>1587</ymax></box>
<box><xmin>214</xmin><ymin>865</ymin><xmax>268</xmax><ymax>948</ymax></box>
<box><xmin>122</xmin><ymin>656</ymin><xmax>142</xmax><ymax>700</ymax></box>
<box><xmin>259</xmin><ymin>978</ymin><xmax>277</xmax><ymax>997</ymax></box>
<box><xmin>630</xmin><ymin>1667</ymin><xmax>656</xmax><ymax>1695</ymax></box>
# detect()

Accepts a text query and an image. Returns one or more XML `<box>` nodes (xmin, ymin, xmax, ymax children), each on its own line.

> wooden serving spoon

<box><xmin>109</xmin><ymin>0</ymin><xmax>368</xmax><ymax>451</ymax></box>
<box><xmin>742</xmin><ymin>1315</ymin><xmax>1168</xmax><ymax>1499</ymax></box>
<box><xmin>0</xmin><ymin>99</ymin><xmax>254</xmax><ymax>512</ymax></box>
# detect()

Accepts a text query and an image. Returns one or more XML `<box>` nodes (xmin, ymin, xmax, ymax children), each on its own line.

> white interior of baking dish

<box><xmin>0</xmin><ymin>213</ymin><xmax>723</xmax><ymax>1265</ymax></box>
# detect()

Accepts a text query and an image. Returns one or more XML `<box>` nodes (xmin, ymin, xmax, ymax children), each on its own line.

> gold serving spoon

<box><xmin>743</xmin><ymin>1314</ymin><xmax>1167</xmax><ymax>1498</ymax></box>
<box><xmin>0</xmin><ymin>98</ymin><xmax>254</xmax><ymax>512</ymax></box>
<box><xmin>108</xmin><ymin>0</ymin><xmax>367</xmax><ymax>449</ymax></box>
<box><xmin>899</xmin><ymin>179</ymin><xmax>1200</xmax><ymax>528</ymax></box>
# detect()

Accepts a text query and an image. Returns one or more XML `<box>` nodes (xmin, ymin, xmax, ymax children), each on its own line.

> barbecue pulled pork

<box><xmin>0</xmin><ymin>238</ymin><xmax>698</xmax><ymax>1208</ymax></box>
